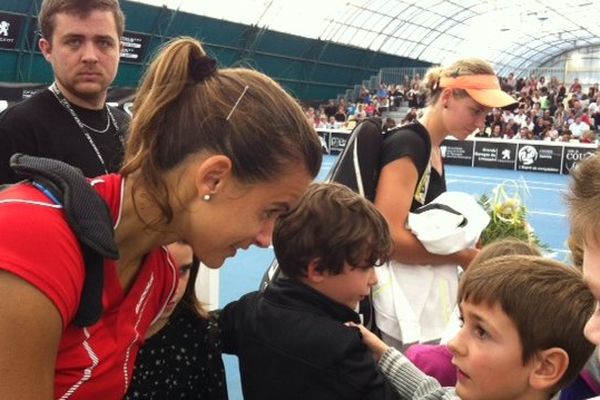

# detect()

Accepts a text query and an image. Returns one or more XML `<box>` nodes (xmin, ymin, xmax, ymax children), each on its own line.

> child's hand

<box><xmin>346</xmin><ymin>322</ymin><xmax>390</xmax><ymax>361</ymax></box>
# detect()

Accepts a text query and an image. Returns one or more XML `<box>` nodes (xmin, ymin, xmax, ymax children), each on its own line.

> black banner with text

<box><xmin>516</xmin><ymin>143</ymin><xmax>562</xmax><ymax>173</ymax></box>
<box><xmin>329</xmin><ymin>131</ymin><xmax>350</xmax><ymax>155</ymax></box>
<box><xmin>473</xmin><ymin>141</ymin><xmax>517</xmax><ymax>170</ymax></box>
<box><xmin>0</xmin><ymin>12</ymin><xmax>25</xmax><ymax>49</ymax></box>
<box><xmin>441</xmin><ymin>140</ymin><xmax>473</xmax><ymax>166</ymax></box>
<box><xmin>561</xmin><ymin>146</ymin><xmax>597</xmax><ymax>174</ymax></box>
<box><xmin>120</xmin><ymin>31</ymin><xmax>150</xmax><ymax>62</ymax></box>
<box><xmin>319</xmin><ymin>134</ymin><xmax>596</xmax><ymax>175</ymax></box>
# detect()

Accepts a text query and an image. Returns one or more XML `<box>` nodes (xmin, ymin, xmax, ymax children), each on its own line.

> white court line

<box><xmin>529</xmin><ymin>210</ymin><xmax>565</xmax><ymax>217</ymax></box>
<box><xmin>447</xmin><ymin>178</ymin><xmax>565</xmax><ymax>192</ymax></box>
<box><xmin>545</xmin><ymin>249</ymin><xmax>572</xmax><ymax>262</ymax></box>
<box><xmin>445</xmin><ymin>171</ymin><xmax>569</xmax><ymax>257</ymax></box>
<box><xmin>446</xmin><ymin>173</ymin><xmax>567</xmax><ymax>187</ymax></box>
<box><xmin>446</xmin><ymin>179</ymin><xmax>567</xmax><ymax>216</ymax></box>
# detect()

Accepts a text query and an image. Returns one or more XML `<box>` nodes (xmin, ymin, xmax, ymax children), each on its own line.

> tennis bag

<box><xmin>3</xmin><ymin>153</ymin><xmax>119</xmax><ymax>327</ymax></box>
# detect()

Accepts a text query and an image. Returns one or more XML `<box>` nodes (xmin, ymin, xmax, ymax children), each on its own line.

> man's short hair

<box><xmin>39</xmin><ymin>0</ymin><xmax>125</xmax><ymax>41</ymax></box>
<box><xmin>459</xmin><ymin>255</ymin><xmax>595</xmax><ymax>390</ymax></box>
<box><xmin>273</xmin><ymin>182</ymin><xmax>392</xmax><ymax>279</ymax></box>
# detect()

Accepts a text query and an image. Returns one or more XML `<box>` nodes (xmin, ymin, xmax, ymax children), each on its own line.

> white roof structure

<box><xmin>130</xmin><ymin>0</ymin><xmax>600</xmax><ymax>76</ymax></box>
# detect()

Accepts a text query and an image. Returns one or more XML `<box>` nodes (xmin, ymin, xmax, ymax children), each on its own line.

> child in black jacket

<box><xmin>220</xmin><ymin>182</ymin><xmax>397</xmax><ymax>400</ymax></box>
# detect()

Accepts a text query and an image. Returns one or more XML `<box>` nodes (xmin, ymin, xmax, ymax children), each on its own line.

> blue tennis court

<box><xmin>445</xmin><ymin>165</ymin><xmax>570</xmax><ymax>259</ymax></box>
<box><xmin>218</xmin><ymin>155</ymin><xmax>571</xmax><ymax>399</ymax></box>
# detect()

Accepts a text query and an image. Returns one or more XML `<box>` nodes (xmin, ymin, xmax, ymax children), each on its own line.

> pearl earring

<box><xmin>203</xmin><ymin>194</ymin><xmax>211</xmax><ymax>201</ymax></box>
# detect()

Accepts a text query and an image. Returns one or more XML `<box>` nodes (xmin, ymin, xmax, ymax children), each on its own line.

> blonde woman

<box><xmin>373</xmin><ymin>58</ymin><xmax>516</xmax><ymax>347</ymax></box>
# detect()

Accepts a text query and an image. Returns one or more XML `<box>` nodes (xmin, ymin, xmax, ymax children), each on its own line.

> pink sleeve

<box><xmin>0</xmin><ymin>201</ymin><xmax>85</xmax><ymax>327</ymax></box>
<box><xmin>405</xmin><ymin>344</ymin><xmax>456</xmax><ymax>386</ymax></box>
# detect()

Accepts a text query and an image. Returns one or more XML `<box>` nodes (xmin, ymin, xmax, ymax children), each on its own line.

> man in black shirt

<box><xmin>0</xmin><ymin>0</ymin><xmax>129</xmax><ymax>183</ymax></box>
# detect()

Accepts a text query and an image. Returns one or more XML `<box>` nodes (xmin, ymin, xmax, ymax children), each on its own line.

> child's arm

<box><xmin>337</xmin><ymin>327</ymin><xmax>399</xmax><ymax>400</ymax></box>
<box><xmin>349</xmin><ymin>323</ymin><xmax>459</xmax><ymax>400</ymax></box>
<box><xmin>354</xmin><ymin>322</ymin><xmax>390</xmax><ymax>360</ymax></box>
<box><xmin>218</xmin><ymin>291</ymin><xmax>262</xmax><ymax>355</ymax></box>
<box><xmin>218</xmin><ymin>299</ymin><xmax>241</xmax><ymax>355</ymax></box>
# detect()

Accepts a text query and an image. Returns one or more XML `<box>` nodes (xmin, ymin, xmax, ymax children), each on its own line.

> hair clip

<box><xmin>190</xmin><ymin>56</ymin><xmax>217</xmax><ymax>82</ymax></box>
<box><xmin>433</xmin><ymin>77</ymin><xmax>441</xmax><ymax>91</ymax></box>
<box><xmin>226</xmin><ymin>85</ymin><xmax>249</xmax><ymax>121</ymax></box>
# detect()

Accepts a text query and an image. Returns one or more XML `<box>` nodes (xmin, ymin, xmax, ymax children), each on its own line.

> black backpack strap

<box><xmin>259</xmin><ymin>119</ymin><xmax>385</xmax><ymax>332</ymax></box>
<box><xmin>325</xmin><ymin>118</ymin><xmax>384</xmax><ymax>202</ymax></box>
<box><xmin>261</xmin><ymin>118</ymin><xmax>385</xmax><ymax>292</ymax></box>
<box><xmin>9</xmin><ymin>153</ymin><xmax>119</xmax><ymax>327</ymax></box>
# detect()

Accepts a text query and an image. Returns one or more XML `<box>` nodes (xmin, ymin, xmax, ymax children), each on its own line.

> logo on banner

<box><xmin>501</xmin><ymin>149</ymin><xmax>511</xmax><ymax>160</ymax></box>
<box><xmin>330</xmin><ymin>136</ymin><xmax>347</xmax><ymax>148</ymax></box>
<box><xmin>518</xmin><ymin>145</ymin><xmax>538</xmax><ymax>165</ymax></box>
<box><xmin>565</xmin><ymin>150</ymin><xmax>594</xmax><ymax>161</ymax></box>
<box><xmin>440</xmin><ymin>145</ymin><xmax>447</xmax><ymax>157</ymax></box>
<box><xmin>564</xmin><ymin>149</ymin><xmax>595</xmax><ymax>173</ymax></box>
<box><xmin>0</xmin><ymin>21</ymin><xmax>9</xmax><ymax>36</ymax></box>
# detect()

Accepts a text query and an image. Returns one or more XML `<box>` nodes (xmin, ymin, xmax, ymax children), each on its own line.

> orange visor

<box><xmin>439</xmin><ymin>75</ymin><xmax>516</xmax><ymax>108</ymax></box>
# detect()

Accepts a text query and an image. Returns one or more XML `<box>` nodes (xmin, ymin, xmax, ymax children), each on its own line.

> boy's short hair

<box><xmin>459</xmin><ymin>255</ymin><xmax>595</xmax><ymax>390</ymax></box>
<box><xmin>567</xmin><ymin>153</ymin><xmax>600</xmax><ymax>246</ymax></box>
<box><xmin>469</xmin><ymin>239</ymin><xmax>541</xmax><ymax>267</ymax></box>
<box><xmin>273</xmin><ymin>182</ymin><xmax>392</xmax><ymax>279</ymax></box>
<box><xmin>39</xmin><ymin>0</ymin><xmax>125</xmax><ymax>40</ymax></box>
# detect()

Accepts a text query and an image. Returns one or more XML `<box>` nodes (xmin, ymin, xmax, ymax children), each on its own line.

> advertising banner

<box><xmin>441</xmin><ymin>140</ymin><xmax>473</xmax><ymax>166</ymax></box>
<box><xmin>120</xmin><ymin>31</ymin><xmax>150</xmax><ymax>62</ymax></box>
<box><xmin>516</xmin><ymin>143</ymin><xmax>562</xmax><ymax>173</ymax></box>
<box><xmin>473</xmin><ymin>141</ymin><xmax>517</xmax><ymax>169</ymax></box>
<box><xmin>0</xmin><ymin>12</ymin><xmax>25</xmax><ymax>49</ymax></box>
<box><xmin>329</xmin><ymin>131</ymin><xmax>351</xmax><ymax>155</ymax></box>
<box><xmin>562</xmin><ymin>146</ymin><xmax>597</xmax><ymax>175</ymax></box>
<box><xmin>422</xmin><ymin>138</ymin><xmax>597</xmax><ymax>175</ymax></box>
<box><xmin>0</xmin><ymin>83</ymin><xmax>46</xmax><ymax>102</ymax></box>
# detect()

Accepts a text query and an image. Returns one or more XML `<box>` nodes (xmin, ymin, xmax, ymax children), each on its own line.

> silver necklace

<box><xmin>49</xmin><ymin>82</ymin><xmax>123</xmax><ymax>174</ymax></box>
<box><xmin>81</xmin><ymin>107</ymin><xmax>113</xmax><ymax>134</ymax></box>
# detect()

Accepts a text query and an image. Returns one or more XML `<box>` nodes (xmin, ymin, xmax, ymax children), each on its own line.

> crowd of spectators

<box><xmin>478</xmin><ymin>74</ymin><xmax>600</xmax><ymax>143</ymax></box>
<box><xmin>304</xmin><ymin>73</ymin><xmax>600</xmax><ymax>145</ymax></box>
<box><xmin>303</xmin><ymin>73</ymin><xmax>426</xmax><ymax>131</ymax></box>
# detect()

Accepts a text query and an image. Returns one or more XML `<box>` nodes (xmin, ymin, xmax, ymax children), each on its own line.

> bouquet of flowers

<box><xmin>477</xmin><ymin>180</ymin><xmax>547</xmax><ymax>249</ymax></box>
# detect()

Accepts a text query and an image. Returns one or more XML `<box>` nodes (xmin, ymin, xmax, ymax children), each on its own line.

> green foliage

<box><xmin>477</xmin><ymin>191</ymin><xmax>548</xmax><ymax>250</ymax></box>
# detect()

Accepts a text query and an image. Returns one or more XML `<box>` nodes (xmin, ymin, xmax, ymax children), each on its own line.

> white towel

<box><xmin>408</xmin><ymin>192</ymin><xmax>490</xmax><ymax>255</ymax></box>
<box><xmin>373</xmin><ymin>191</ymin><xmax>489</xmax><ymax>345</ymax></box>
